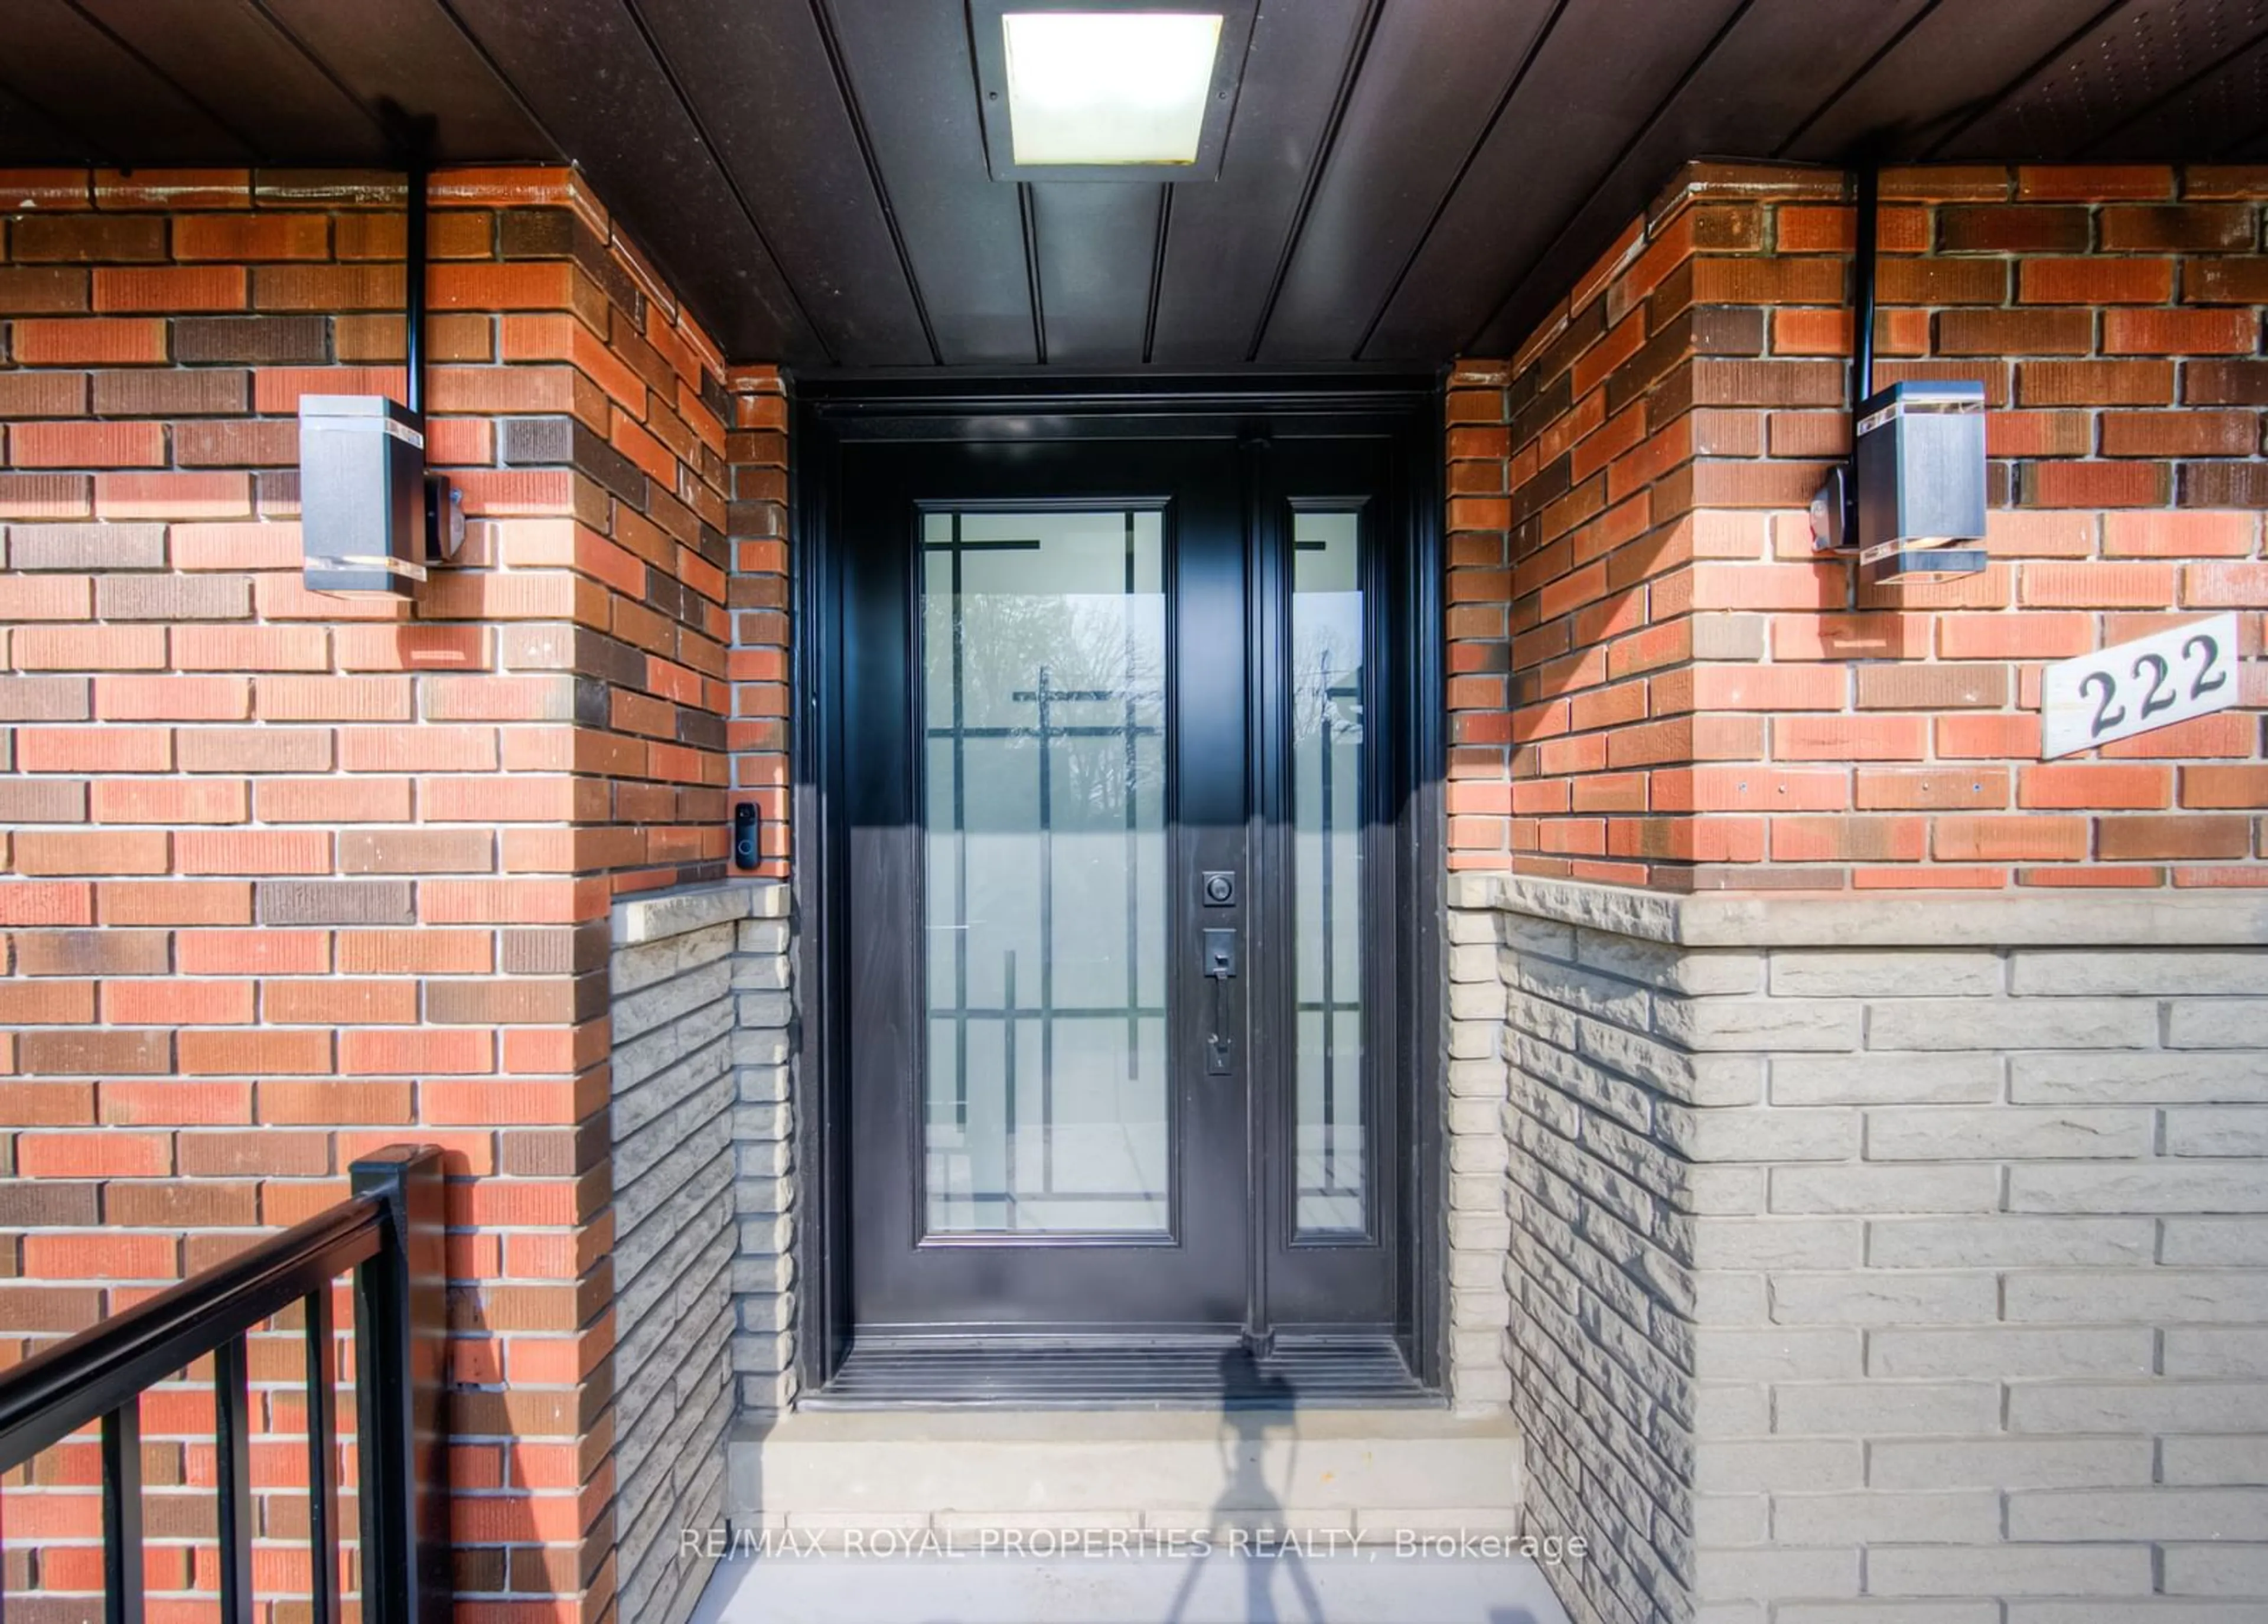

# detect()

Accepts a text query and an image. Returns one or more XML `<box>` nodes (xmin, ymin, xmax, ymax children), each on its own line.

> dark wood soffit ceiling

<box><xmin>1</xmin><ymin>0</ymin><xmax>2263</xmax><ymax>370</ymax></box>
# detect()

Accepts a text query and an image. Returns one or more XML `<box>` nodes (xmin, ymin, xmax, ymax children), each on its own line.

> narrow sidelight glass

<box><xmin>921</xmin><ymin>510</ymin><xmax>1169</xmax><ymax>1234</ymax></box>
<box><xmin>1291</xmin><ymin>510</ymin><xmax>1367</xmax><ymax>1236</ymax></box>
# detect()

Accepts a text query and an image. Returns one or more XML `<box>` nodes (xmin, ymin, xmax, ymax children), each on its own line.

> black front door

<box><xmin>835</xmin><ymin>416</ymin><xmax>1413</xmax><ymax>1352</ymax></box>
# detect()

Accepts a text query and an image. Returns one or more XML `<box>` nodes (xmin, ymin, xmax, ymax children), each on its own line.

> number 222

<box><xmin>2080</xmin><ymin>631</ymin><xmax>2227</xmax><ymax>739</ymax></box>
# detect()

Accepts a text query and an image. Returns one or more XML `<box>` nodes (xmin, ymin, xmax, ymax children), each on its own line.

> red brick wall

<box><xmin>0</xmin><ymin>164</ymin><xmax>748</xmax><ymax>1623</ymax></box>
<box><xmin>726</xmin><ymin>366</ymin><xmax>790</xmax><ymax>874</ymax></box>
<box><xmin>1448</xmin><ymin>161</ymin><xmax>2267</xmax><ymax>891</ymax></box>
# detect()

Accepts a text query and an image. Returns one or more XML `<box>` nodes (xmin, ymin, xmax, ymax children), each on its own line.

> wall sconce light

<box><xmin>299</xmin><ymin>133</ymin><xmax>461</xmax><ymax>600</ymax></box>
<box><xmin>299</xmin><ymin>395</ymin><xmax>432</xmax><ymax>599</ymax></box>
<box><xmin>1811</xmin><ymin>379</ymin><xmax>1989</xmax><ymax>586</ymax></box>
<box><xmin>1810</xmin><ymin>164</ymin><xmax>1987</xmax><ymax>587</ymax></box>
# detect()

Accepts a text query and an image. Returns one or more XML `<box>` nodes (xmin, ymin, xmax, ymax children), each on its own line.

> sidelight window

<box><xmin>1291</xmin><ymin>509</ymin><xmax>1367</xmax><ymax>1237</ymax></box>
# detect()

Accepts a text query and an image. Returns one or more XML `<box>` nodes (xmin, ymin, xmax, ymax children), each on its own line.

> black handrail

<box><xmin>0</xmin><ymin>1143</ymin><xmax>452</xmax><ymax>1624</ymax></box>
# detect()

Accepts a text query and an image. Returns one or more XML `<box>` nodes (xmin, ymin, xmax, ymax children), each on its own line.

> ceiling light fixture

<box><xmin>970</xmin><ymin>2</ymin><xmax>1253</xmax><ymax>182</ymax></box>
<box><xmin>1002</xmin><ymin>11</ymin><xmax>1223</xmax><ymax>167</ymax></box>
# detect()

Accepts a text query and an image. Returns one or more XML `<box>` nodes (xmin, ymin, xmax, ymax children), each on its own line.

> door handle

<box><xmin>1204</xmin><ymin>928</ymin><xmax>1236</xmax><ymax>1074</ymax></box>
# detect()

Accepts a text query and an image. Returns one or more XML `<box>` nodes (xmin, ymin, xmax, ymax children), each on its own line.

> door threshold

<box><xmin>803</xmin><ymin>1333</ymin><xmax>1439</xmax><ymax>1410</ymax></box>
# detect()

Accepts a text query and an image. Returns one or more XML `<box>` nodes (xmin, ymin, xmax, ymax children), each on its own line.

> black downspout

<box><xmin>405</xmin><ymin>151</ymin><xmax>428</xmax><ymax>421</ymax></box>
<box><xmin>1850</xmin><ymin>162</ymin><xmax>1879</xmax><ymax>416</ymax></box>
<box><xmin>379</xmin><ymin>100</ymin><xmax>436</xmax><ymax>421</ymax></box>
<box><xmin>388</xmin><ymin>107</ymin><xmax>461</xmax><ymax>572</ymax></box>
<box><xmin>1837</xmin><ymin>161</ymin><xmax>1879</xmax><ymax>546</ymax></box>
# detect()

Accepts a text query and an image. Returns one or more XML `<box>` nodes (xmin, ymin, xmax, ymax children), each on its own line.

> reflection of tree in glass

<box><xmin>959</xmin><ymin>591</ymin><xmax>1165</xmax><ymax>819</ymax></box>
<box><xmin>1291</xmin><ymin>622</ymin><xmax>1362</xmax><ymax>746</ymax></box>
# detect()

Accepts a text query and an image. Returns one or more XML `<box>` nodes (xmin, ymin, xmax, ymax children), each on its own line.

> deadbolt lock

<box><xmin>1202</xmin><ymin>870</ymin><xmax>1236</xmax><ymax>907</ymax></box>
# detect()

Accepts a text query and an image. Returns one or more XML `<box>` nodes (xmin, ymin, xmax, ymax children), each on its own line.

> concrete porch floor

<box><xmin>700</xmin><ymin>1405</ymin><xmax>1564</xmax><ymax>1622</ymax></box>
<box><xmin>687</xmin><ymin>1551</ymin><xmax>1577</xmax><ymax>1624</ymax></box>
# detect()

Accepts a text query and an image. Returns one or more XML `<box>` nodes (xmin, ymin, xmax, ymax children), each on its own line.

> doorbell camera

<box><xmin>733</xmin><ymin>803</ymin><xmax>761</xmax><ymax>870</ymax></box>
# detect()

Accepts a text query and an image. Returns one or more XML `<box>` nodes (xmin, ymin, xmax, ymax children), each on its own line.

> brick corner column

<box><xmin>0</xmin><ymin>161</ymin><xmax>743</xmax><ymax>1624</ymax></box>
<box><xmin>1447</xmin><ymin>159</ymin><xmax>2266</xmax><ymax>895</ymax></box>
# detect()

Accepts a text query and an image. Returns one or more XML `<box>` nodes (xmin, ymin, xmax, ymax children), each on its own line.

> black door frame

<box><xmin>789</xmin><ymin>373</ymin><xmax>1447</xmax><ymax>1394</ymax></box>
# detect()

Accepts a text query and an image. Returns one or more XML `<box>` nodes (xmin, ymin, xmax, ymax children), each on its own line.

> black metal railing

<box><xmin>0</xmin><ymin>1143</ymin><xmax>452</xmax><ymax>1624</ymax></box>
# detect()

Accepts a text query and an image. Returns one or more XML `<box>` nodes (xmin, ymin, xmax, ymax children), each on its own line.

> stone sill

<box><xmin>611</xmin><ymin>878</ymin><xmax>789</xmax><ymax>947</ymax></box>
<box><xmin>1451</xmin><ymin>872</ymin><xmax>2268</xmax><ymax>948</ymax></box>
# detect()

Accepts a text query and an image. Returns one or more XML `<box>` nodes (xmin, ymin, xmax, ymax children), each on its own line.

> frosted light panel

<box><xmin>1002</xmin><ymin>12</ymin><xmax>1223</xmax><ymax>167</ymax></box>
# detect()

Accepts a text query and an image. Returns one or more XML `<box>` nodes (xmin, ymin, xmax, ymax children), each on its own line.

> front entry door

<box><xmin>839</xmin><ymin>425</ymin><xmax>1403</xmax><ymax>1349</ymax></box>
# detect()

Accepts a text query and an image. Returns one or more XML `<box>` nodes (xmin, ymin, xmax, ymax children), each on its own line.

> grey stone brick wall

<box><xmin>1461</xmin><ymin>872</ymin><xmax>2268</xmax><ymax>1624</ymax></box>
<box><xmin>1447</xmin><ymin>895</ymin><xmax>1517</xmax><ymax>1413</ymax></box>
<box><xmin>1483</xmin><ymin>881</ymin><xmax>1725</xmax><ymax>1624</ymax></box>
<box><xmin>608</xmin><ymin>881</ymin><xmax>793</xmax><ymax>1624</ymax></box>
<box><xmin>731</xmin><ymin>895</ymin><xmax>797</xmax><ymax>1414</ymax></box>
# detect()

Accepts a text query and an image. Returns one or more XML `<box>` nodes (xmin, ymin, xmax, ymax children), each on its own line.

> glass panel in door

<box><xmin>1291</xmin><ymin>510</ymin><xmax>1367</xmax><ymax>1237</ymax></box>
<box><xmin>920</xmin><ymin>510</ymin><xmax>1169</xmax><ymax>1235</ymax></box>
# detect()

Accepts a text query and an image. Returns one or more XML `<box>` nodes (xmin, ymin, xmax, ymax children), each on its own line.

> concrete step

<box><xmin>690</xmin><ymin>1551</ymin><xmax>1576</xmax><ymax>1624</ymax></box>
<box><xmin>725</xmin><ymin>1407</ymin><xmax>1523</xmax><ymax>1537</ymax></box>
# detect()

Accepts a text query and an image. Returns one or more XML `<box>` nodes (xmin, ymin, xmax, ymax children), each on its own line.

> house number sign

<box><xmin>2040</xmin><ymin>612</ymin><xmax>2240</xmax><ymax>760</ymax></box>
